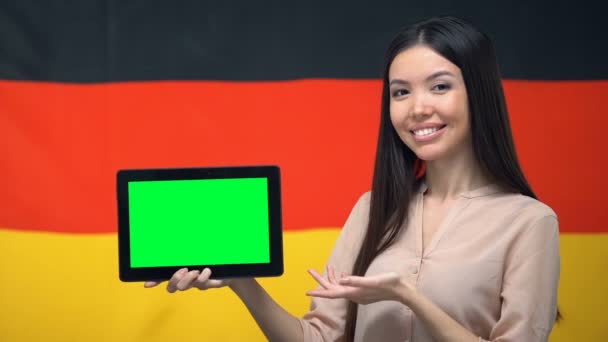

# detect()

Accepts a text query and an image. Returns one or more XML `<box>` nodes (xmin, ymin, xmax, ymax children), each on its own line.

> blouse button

<box><xmin>409</xmin><ymin>265</ymin><xmax>418</xmax><ymax>274</ymax></box>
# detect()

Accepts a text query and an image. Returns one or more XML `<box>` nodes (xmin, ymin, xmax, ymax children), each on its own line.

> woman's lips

<box><xmin>411</xmin><ymin>124</ymin><xmax>447</xmax><ymax>142</ymax></box>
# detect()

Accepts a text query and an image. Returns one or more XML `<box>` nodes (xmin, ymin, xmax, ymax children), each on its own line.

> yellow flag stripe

<box><xmin>0</xmin><ymin>228</ymin><xmax>605</xmax><ymax>341</ymax></box>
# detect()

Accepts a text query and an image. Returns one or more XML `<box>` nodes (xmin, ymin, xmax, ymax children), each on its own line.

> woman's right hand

<box><xmin>144</xmin><ymin>267</ymin><xmax>232</xmax><ymax>292</ymax></box>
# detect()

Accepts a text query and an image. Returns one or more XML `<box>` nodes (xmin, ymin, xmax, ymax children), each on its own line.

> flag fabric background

<box><xmin>1</xmin><ymin>2</ymin><xmax>607</xmax><ymax>341</ymax></box>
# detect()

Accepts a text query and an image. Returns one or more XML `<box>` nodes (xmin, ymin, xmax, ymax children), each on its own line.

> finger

<box><xmin>167</xmin><ymin>268</ymin><xmax>188</xmax><ymax>293</ymax></box>
<box><xmin>176</xmin><ymin>270</ymin><xmax>201</xmax><ymax>290</ymax></box>
<box><xmin>194</xmin><ymin>269</ymin><xmax>227</xmax><ymax>290</ymax></box>
<box><xmin>339</xmin><ymin>275</ymin><xmax>371</xmax><ymax>288</ymax></box>
<box><xmin>306</xmin><ymin>289</ymin><xmax>341</xmax><ymax>298</ymax></box>
<box><xmin>192</xmin><ymin>268</ymin><xmax>212</xmax><ymax>289</ymax></box>
<box><xmin>197</xmin><ymin>268</ymin><xmax>212</xmax><ymax>281</ymax></box>
<box><xmin>308</xmin><ymin>269</ymin><xmax>332</xmax><ymax>289</ymax></box>
<box><xmin>307</xmin><ymin>285</ymin><xmax>360</xmax><ymax>298</ymax></box>
<box><xmin>203</xmin><ymin>279</ymin><xmax>226</xmax><ymax>289</ymax></box>
<box><xmin>327</xmin><ymin>265</ymin><xmax>337</xmax><ymax>284</ymax></box>
<box><xmin>144</xmin><ymin>280</ymin><xmax>162</xmax><ymax>288</ymax></box>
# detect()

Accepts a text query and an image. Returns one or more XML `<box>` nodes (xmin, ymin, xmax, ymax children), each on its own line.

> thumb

<box><xmin>144</xmin><ymin>281</ymin><xmax>162</xmax><ymax>288</ymax></box>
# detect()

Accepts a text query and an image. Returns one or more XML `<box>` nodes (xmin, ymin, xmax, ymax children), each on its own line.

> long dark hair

<box><xmin>344</xmin><ymin>16</ymin><xmax>559</xmax><ymax>341</ymax></box>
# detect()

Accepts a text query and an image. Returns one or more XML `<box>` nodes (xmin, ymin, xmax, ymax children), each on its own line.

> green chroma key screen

<box><xmin>127</xmin><ymin>177</ymin><xmax>270</xmax><ymax>268</ymax></box>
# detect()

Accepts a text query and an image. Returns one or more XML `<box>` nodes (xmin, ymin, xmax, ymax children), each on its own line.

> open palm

<box><xmin>306</xmin><ymin>266</ymin><xmax>408</xmax><ymax>305</ymax></box>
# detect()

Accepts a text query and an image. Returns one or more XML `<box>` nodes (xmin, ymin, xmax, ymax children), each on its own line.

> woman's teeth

<box><xmin>413</xmin><ymin>127</ymin><xmax>440</xmax><ymax>136</ymax></box>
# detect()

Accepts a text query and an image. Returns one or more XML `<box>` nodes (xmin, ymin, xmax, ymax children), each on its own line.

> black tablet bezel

<box><xmin>117</xmin><ymin>165</ymin><xmax>283</xmax><ymax>282</ymax></box>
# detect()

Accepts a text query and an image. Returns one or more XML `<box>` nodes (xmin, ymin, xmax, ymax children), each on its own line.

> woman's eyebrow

<box><xmin>426</xmin><ymin>70</ymin><xmax>455</xmax><ymax>81</ymax></box>
<box><xmin>389</xmin><ymin>79</ymin><xmax>408</xmax><ymax>86</ymax></box>
<box><xmin>389</xmin><ymin>70</ymin><xmax>455</xmax><ymax>86</ymax></box>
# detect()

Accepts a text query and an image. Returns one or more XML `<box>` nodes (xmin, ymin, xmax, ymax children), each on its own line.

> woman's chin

<box><xmin>414</xmin><ymin>151</ymin><xmax>444</xmax><ymax>162</ymax></box>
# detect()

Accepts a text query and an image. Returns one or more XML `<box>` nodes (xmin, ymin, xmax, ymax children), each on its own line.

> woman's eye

<box><xmin>432</xmin><ymin>83</ymin><xmax>451</xmax><ymax>91</ymax></box>
<box><xmin>392</xmin><ymin>89</ymin><xmax>409</xmax><ymax>97</ymax></box>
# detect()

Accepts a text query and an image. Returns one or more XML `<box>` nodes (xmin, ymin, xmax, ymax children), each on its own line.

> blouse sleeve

<box><xmin>480</xmin><ymin>214</ymin><xmax>560</xmax><ymax>342</ymax></box>
<box><xmin>298</xmin><ymin>192</ymin><xmax>370</xmax><ymax>342</ymax></box>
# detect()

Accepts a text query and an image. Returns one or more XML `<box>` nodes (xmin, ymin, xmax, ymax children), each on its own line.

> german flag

<box><xmin>1</xmin><ymin>2</ymin><xmax>606</xmax><ymax>341</ymax></box>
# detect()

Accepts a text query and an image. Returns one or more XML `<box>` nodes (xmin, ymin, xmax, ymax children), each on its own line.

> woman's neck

<box><xmin>424</xmin><ymin>145</ymin><xmax>491</xmax><ymax>200</ymax></box>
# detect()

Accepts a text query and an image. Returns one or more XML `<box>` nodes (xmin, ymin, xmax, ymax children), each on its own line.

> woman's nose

<box><xmin>409</xmin><ymin>94</ymin><xmax>434</xmax><ymax>118</ymax></box>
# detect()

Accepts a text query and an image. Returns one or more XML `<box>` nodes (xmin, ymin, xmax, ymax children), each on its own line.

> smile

<box><xmin>414</xmin><ymin>127</ymin><xmax>440</xmax><ymax>136</ymax></box>
<box><xmin>410</xmin><ymin>124</ymin><xmax>447</xmax><ymax>142</ymax></box>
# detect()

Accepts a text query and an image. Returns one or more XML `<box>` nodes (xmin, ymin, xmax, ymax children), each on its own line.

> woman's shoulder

<box><xmin>342</xmin><ymin>191</ymin><xmax>372</xmax><ymax>225</ymax></box>
<box><xmin>357</xmin><ymin>191</ymin><xmax>372</xmax><ymax>205</ymax></box>
<box><xmin>487</xmin><ymin>192</ymin><xmax>560</xmax><ymax>266</ymax></box>
<box><xmin>479</xmin><ymin>190</ymin><xmax>559</xmax><ymax>240</ymax></box>
<box><xmin>348</xmin><ymin>191</ymin><xmax>372</xmax><ymax>220</ymax></box>
<box><xmin>490</xmin><ymin>190</ymin><xmax>557</xmax><ymax>221</ymax></box>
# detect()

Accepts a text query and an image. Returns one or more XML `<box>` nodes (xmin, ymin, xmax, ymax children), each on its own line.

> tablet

<box><xmin>117</xmin><ymin>165</ymin><xmax>283</xmax><ymax>282</ymax></box>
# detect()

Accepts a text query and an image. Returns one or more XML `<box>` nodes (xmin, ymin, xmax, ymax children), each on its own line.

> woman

<box><xmin>145</xmin><ymin>16</ymin><xmax>560</xmax><ymax>342</ymax></box>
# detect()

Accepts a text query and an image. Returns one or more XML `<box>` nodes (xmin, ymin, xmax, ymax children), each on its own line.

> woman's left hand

<box><xmin>306</xmin><ymin>265</ymin><xmax>414</xmax><ymax>305</ymax></box>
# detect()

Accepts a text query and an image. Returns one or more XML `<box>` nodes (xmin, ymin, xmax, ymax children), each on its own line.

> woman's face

<box><xmin>388</xmin><ymin>45</ymin><xmax>471</xmax><ymax>162</ymax></box>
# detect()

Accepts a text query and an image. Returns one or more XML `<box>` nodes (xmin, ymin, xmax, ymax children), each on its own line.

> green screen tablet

<box><xmin>117</xmin><ymin>166</ymin><xmax>283</xmax><ymax>282</ymax></box>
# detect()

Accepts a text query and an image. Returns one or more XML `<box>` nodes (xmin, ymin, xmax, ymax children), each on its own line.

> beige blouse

<box><xmin>299</xmin><ymin>183</ymin><xmax>560</xmax><ymax>342</ymax></box>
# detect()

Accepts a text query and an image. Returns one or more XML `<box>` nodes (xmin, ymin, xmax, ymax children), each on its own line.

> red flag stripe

<box><xmin>0</xmin><ymin>80</ymin><xmax>606</xmax><ymax>233</ymax></box>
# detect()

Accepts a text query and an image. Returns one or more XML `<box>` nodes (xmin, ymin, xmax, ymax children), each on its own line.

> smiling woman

<box><xmin>302</xmin><ymin>16</ymin><xmax>561</xmax><ymax>342</ymax></box>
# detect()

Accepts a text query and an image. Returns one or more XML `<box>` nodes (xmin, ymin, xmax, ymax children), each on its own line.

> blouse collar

<box><xmin>417</xmin><ymin>180</ymin><xmax>503</xmax><ymax>198</ymax></box>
